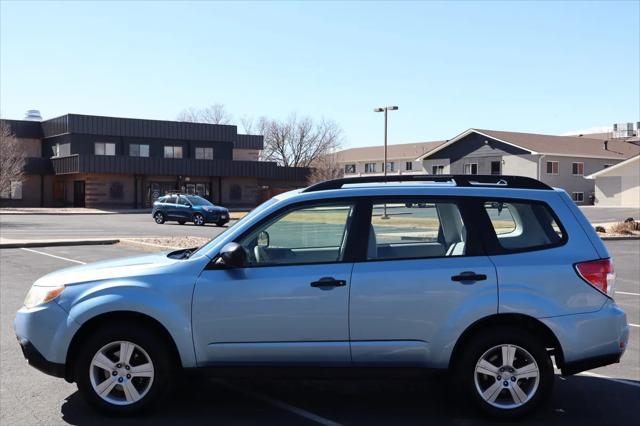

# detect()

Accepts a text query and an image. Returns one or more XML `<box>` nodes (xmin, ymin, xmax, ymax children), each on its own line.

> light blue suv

<box><xmin>14</xmin><ymin>175</ymin><xmax>629</xmax><ymax>419</ymax></box>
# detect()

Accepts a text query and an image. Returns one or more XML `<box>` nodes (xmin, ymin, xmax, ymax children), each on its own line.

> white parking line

<box><xmin>578</xmin><ymin>371</ymin><xmax>640</xmax><ymax>388</ymax></box>
<box><xmin>213</xmin><ymin>379</ymin><xmax>341</xmax><ymax>426</ymax></box>
<box><xmin>629</xmin><ymin>323</ymin><xmax>639</xmax><ymax>328</ymax></box>
<box><xmin>20</xmin><ymin>248</ymin><xmax>86</xmax><ymax>265</ymax></box>
<box><xmin>616</xmin><ymin>291</ymin><xmax>640</xmax><ymax>296</ymax></box>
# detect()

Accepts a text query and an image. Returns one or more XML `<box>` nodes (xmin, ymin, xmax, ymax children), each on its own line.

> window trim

<box><xmin>405</xmin><ymin>161</ymin><xmax>413</xmax><ymax>171</ymax></box>
<box><xmin>214</xmin><ymin>198</ymin><xmax>367</xmax><ymax>269</ymax></box>
<box><xmin>475</xmin><ymin>197</ymin><xmax>568</xmax><ymax>256</ymax></box>
<box><xmin>95</xmin><ymin>142</ymin><xmax>116</xmax><ymax>156</ymax></box>
<box><xmin>572</xmin><ymin>192</ymin><xmax>584</xmax><ymax>203</ymax></box>
<box><xmin>164</xmin><ymin>145</ymin><xmax>183</xmax><ymax>159</ymax></box>
<box><xmin>344</xmin><ymin>164</ymin><xmax>356</xmax><ymax>174</ymax></box>
<box><xmin>572</xmin><ymin>162</ymin><xmax>584</xmax><ymax>176</ymax></box>
<box><xmin>431</xmin><ymin>164</ymin><xmax>445</xmax><ymax>175</ymax></box>
<box><xmin>546</xmin><ymin>161</ymin><xmax>559</xmax><ymax>175</ymax></box>
<box><xmin>195</xmin><ymin>147</ymin><xmax>214</xmax><ymax>160</ymax></box>
<box><xmin>364</xmin><ymin>163</ymin><xmax>377</xmax><ymax>173</ymax></box>
<box><xmin>129</xmin><ymin>143</ymin><xmax>149</xmax><ymax>157</ymax></box>
<box><xmin>463</xmin><ymin>163</ymin><xmax>478</xmax><ymax>175</ymax></box>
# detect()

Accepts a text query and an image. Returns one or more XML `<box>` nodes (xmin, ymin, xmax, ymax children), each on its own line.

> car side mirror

<box><xmin>216</xmin><ymin>242</ymin><xmax>246</xmax><ymax>268</ymax></box>
<box><xmin>257</xmin><ymin>231</ymin><xmax>270</xmax><ymax>248</ymax></box>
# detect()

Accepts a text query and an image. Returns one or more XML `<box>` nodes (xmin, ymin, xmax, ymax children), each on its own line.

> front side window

<box><xmin>195</xmin><ymin>147</ymin><xmax>214</xmax><ymax>160</ymax></box>
<box><xmin>95</xmin><ymin>142</ymin><xmax>115</xmax><ymax>156</ymax></box>
<box><xmin>367</xmin><ymin>201</ymin><xmax>467</xmax><ymax>260</ymax></box>
<box><xmin>130</xmin><ymin>144</ymin><xmax>149</xmax><ymax>157</ymax></box>
<box><xmin>164</xmin><ymin>146</ymin><xmax>183</xmax><ymax>159</ymax></box>
<box><xmin>432</xmin><ymin>165</ymin><xmax>444</xmax><ymax>175</ymax></box>
<box><xmin>572</xmin><ymin>162</ymin><xmax>584</xmax><ymax>175</ymax></box>
<box><xmin>464</xmin><ymin>163</ymin><xmax>478</xmax><ymax>175</ymax></box>
<box><xmin>483</xmin><ymin>200</ymin><xmax>564</xmax><ymax>252</ymax></box>
<box><xmin>546</xmin><ymin>161</ymin><xmax>559</xmax><ymax>175</ymax></box>
<box><xmin>364</xmin><ymin>163</ymin><xmax>377</xmax><ymax>173</ymax></box>
<box><xmin>239</xmin><ymin>203</ymin><xmax>354</xmax><ymax>266</ymax></box>
<box><xmin>344</xmin><ymin>164</ymin><xmax>356</xmax><ymax>174</ymax></box>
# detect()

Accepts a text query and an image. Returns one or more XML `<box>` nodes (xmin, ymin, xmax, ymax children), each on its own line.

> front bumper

<box><xmin>14</xmin><ymin>301</ymin><xmax>79</xmax><ymax>376</ymax></box>
<box><xmin>204</xmin><ymin>210</ymin><xmax>229</xmax><ymax>224</ymax></box>
<box><xmin>17</xmin><ymin>337</ymin><xmax>65</xmax><ymax>378</ymax></box>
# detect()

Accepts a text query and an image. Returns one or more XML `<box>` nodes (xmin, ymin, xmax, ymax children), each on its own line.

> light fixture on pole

<box><xmin>374</xmin><ymin>106</ymin><xmax>399</xmax><ymax>219</ymax></box>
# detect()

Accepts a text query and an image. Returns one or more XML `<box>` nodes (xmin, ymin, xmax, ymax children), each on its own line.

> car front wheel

<box><xmin>457</xmin><ymin>327</ymin><xmax>553</xmax><ymax>419</ymax></box>
<box><xmin>74</xmin><ymin>324</ymin><xmax>173</xmax><ymax>415</ymax></box>
<box><xmin>154</xmin><ymin>212</ymin><xmax>165</xmax><ymax>224</ymax></box>
<box><xmin>193</xmin><ymin>213</ymin><xmax>205</xmax><ymax>226</ymax></box>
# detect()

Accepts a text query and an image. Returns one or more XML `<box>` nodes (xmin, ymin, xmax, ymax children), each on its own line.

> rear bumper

<box><xmin>17</xmin><ymin>337</ymin><xmax>66</xmax><ymax>378</ymax></box>
<box><xmin>541</xmin><ymin>300</ymin><xmax>629</xmax><ymax>375</ymax></box>
<box><xmin>562</xmin><ymin>352</ymin><xmax>622</xmax><ymax>376</ymax></box>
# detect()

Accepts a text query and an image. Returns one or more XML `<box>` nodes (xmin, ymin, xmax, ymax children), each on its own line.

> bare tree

<box><xmin>0</xmin><ymin>122</ymin><xmax>26</xmax><ymax>198</ymax></box>
<box><xmin>307</xmin><ymin>152</ymin><xmax>344</xmax><ymax>184</ymax></box>
<box><xmin>176</xmin><ymin>103</ymin><xmax>232</xmax><ymax>125</ymax></box>
<box><xmin>260</xmin><ymin>114</ymin><xmax>343</xmax><ymax>168</ymax></box>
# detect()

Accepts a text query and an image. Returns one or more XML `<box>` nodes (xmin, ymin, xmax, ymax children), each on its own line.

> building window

<box><xmin>385</xmin><ymin>162</ymin><xmax>395</xmax><ymax>172</ymax></box>
<box><xmin>0</xmin><ymin>181</ymin><xmax>22</xmax><ymax>200</ymax></box>
<box><xmin>129</xmin><ymin>144</ymin><xmax>149</xmax><ymax>157</ymax></box>
<box><xmin>463</xmin><ymin>163</ymin><xmax>478</xmax><ymax>175</ymax></box>
<box><xmin>405</xmin><ymin>162</ymin><xmax>413</xmax><ymax>171</ymax></box>
<box><xmin>52</xmin><ymin>143</ymin><xmax>70</xmax><ymax>157</ymax></box>
<box><xmin>195</xmin><ymin>147</ymin><xmax>214</xmax><ymax>160</ymax></box>
<box><xmin>491</xmin><ymin>161</ymin><xmax>502</xmax><ymax>175</ymax></box>
<box><xmin>572</xmin><ymin>192</ymin><xmax>584</xmax><ymax>203</ymax></box>
<box><xmin>432</xmin><ymin>165</ymin><xmax>444</xmax><ymax>175</ymax></box>
<box><xmin>572</xmin><ymin>162</ymin><xmax>584</xmax><ymax>176</ymax></box>
<box><xmin>344</xmin><ymin>164</ymin><xmax>356</xmax><ymax>174</ymax></box>
<box><xmin>364</xmin><ymin>163</ymin><xmax>377</xmax><ymax>173</ymax></box>
<box><xmin>164</xmin><ymin>146</ymin><xmax>183</xmax><ymax>159</ymax></box>
<box><xmin>95</xmin><ymin>142</ymin><xmax>116</xmax><ymax>156</ymax></box>
<box><xmin>546</xmin><ymin>161</ymin><xmax>559</xmax><ymax>175</ymax></box>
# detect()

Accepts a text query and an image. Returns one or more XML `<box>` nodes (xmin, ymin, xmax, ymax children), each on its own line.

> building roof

<box><xmin>586</xmin><ymin>155</ymin><xmax>640</xmax><ymax>179</ymax></box>
<box><xmin>416</xmin><ymin>128</ymin><xmax>640</xmax><ymax>161</ymax></box>
<box><xmin>335</xmin><ymin>140</ymin><xmax>446</xmax><ymax>163</ymax></box>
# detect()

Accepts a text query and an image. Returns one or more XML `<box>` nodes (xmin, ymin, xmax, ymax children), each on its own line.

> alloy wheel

<box><xmin>89</xmin><ymin>340</ymin><xmax>155</xmax><ymax>406</ymax></box>
<box><xmin>474</xmin><ymin>344</ymin><xmax>540</xmax><ymax>409</ymax></box>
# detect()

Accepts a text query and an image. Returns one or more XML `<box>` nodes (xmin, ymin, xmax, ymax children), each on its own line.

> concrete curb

<box><xmin>599</xmin><ymin>236</ymin><xmax>640</xmax><ymax>241</ymax></box>
<box><xmin>0</xmin><ymin>239</ymin><xmax>120</xmax><ymax>249</ymax></box>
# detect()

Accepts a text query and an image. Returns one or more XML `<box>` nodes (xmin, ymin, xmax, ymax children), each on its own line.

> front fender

<box><xmin>59</xmin><ymin>278</ymin><xmax>197</xmax><ymax>368</ymax></box>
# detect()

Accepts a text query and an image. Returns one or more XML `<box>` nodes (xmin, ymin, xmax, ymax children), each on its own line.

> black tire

<box><xmin>177</xmin><ymin>220</ymin><xmax>186</xmax><ymax>225</ymax></box>
<box><xmin>153</xmin><ymin>212</ymin><xmax>165</xmax><ymax>224</ymax></box>
<box><xmin>455</xmin><ymin>326</ymin><xmax>553</xmax><ymax>420</ymax></box>
<box><xmin>193</xmin><ymin>213</ymin><xmax>205</xmax><ymax>226</ymax></box>
<box><xmin>74</xmin><ymin>323</ymin><xmax>174</xmax><ymax>415</ymax></box>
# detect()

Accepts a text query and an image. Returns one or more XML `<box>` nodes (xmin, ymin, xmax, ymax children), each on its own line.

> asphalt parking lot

<box><xmin>0</xmin><ymin>240</ymin><xmax>638</xmax><ymax>425</ymax></box>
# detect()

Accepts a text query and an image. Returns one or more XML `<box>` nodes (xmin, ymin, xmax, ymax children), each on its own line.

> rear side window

<box><xmin>367</xmin><ymin>200</ymin><xmax>467</xmax><ymax>260</ymax></box>
<box><xmin>483</xmin><ymin>201</ymin><xmax>565</xmax><ymax>252</ymax></box>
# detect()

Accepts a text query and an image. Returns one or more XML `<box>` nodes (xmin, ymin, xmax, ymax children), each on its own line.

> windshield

<box><xmin>188</xmin><ymin>197</ymin><xmax>280</xmax><ymax>257</ymax></box>
<box><xmin>187</xmin><ymin>196</ymin><xmax>213</xmax><ymax>206</ymax></box>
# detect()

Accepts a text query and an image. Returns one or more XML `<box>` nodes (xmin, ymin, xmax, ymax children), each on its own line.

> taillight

<box><xmin>575</xmin><ymin>258</ymin><xmax>615</xmax><ymax>297</ymax></box>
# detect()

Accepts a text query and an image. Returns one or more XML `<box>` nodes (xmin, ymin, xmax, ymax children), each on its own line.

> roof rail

<box><xmin>302</xmin><ymin>174</ymin><xmax>552</xmax><ymax>192</ymax></box>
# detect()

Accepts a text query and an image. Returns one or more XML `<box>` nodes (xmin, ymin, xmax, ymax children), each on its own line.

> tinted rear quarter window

<box><xmin>483</xmin><ymin>201</ymin><xmax>565</xmax><ymax>252</ymax></box>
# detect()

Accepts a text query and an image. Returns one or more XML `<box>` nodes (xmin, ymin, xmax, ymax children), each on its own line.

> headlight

<box><xmin>24</xmin><ymin>285</ymin><xmax>65</xmax><ymax>309</ymax></box>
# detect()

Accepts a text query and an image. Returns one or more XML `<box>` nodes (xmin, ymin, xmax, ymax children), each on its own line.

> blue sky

<box><xmin>1</xmin><ymin>1</ymin><xmax>638</xmax><ymax>148</ymax></box>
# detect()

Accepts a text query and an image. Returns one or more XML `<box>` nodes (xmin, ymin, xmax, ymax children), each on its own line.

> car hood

<box><xmin>33</xmin><ymin>252</ymin><xmax>181</xmax><ymax>287</ymax></box>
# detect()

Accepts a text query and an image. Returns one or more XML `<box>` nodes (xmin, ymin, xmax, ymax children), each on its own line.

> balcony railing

<box><xmin>50</xmin><ymin>154</ymin><xmax>308</xmax><ymax>180</ymax></box>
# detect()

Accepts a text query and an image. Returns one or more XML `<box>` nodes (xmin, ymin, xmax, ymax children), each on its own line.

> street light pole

<box><xmin>374</xmin><ymin>105</ymin><xmax>398</xmax><ymax>219</ymax></box>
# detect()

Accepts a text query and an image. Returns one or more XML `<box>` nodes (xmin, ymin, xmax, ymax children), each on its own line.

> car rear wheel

<box><xmin>154</xmin><ymin>212</ymin><xmax>165</xmax><ymax>224</ymax></box>
<box><xmin>193</xmin><ymin>213</ymin><xmax>205</xmax><ymax>226</ymax></box>
<box><xmin>74</xmin><ymin>324</ymin><xmax>173</xmax><ymax>415</ymax></box>
<box><xmin>456</xmin><ymin>327</ymin><xmax>553</xmax><ymax>419</ymax></box>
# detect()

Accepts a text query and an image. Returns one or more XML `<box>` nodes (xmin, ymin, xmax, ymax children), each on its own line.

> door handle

<box><xmin>310</xmin><ymin>277</ymin><xmax>346</xmax><ymax>288</ymax></box>
<box><xmin>451</xmin><ymin>271</ymin><xmax>487</xmax><ymax>282</ymax></box>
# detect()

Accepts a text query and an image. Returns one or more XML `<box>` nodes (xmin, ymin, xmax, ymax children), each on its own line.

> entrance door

<box><xmin>73</xmin><ymin>181</ymin><xmax>85</xmax><ymax>207</ymax></box>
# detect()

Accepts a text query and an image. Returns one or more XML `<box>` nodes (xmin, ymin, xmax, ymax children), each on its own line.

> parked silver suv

<box><xmin>15</xmin><ymin>175</ymin><xmax>629</xmax><ymax>419</ymax></box>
